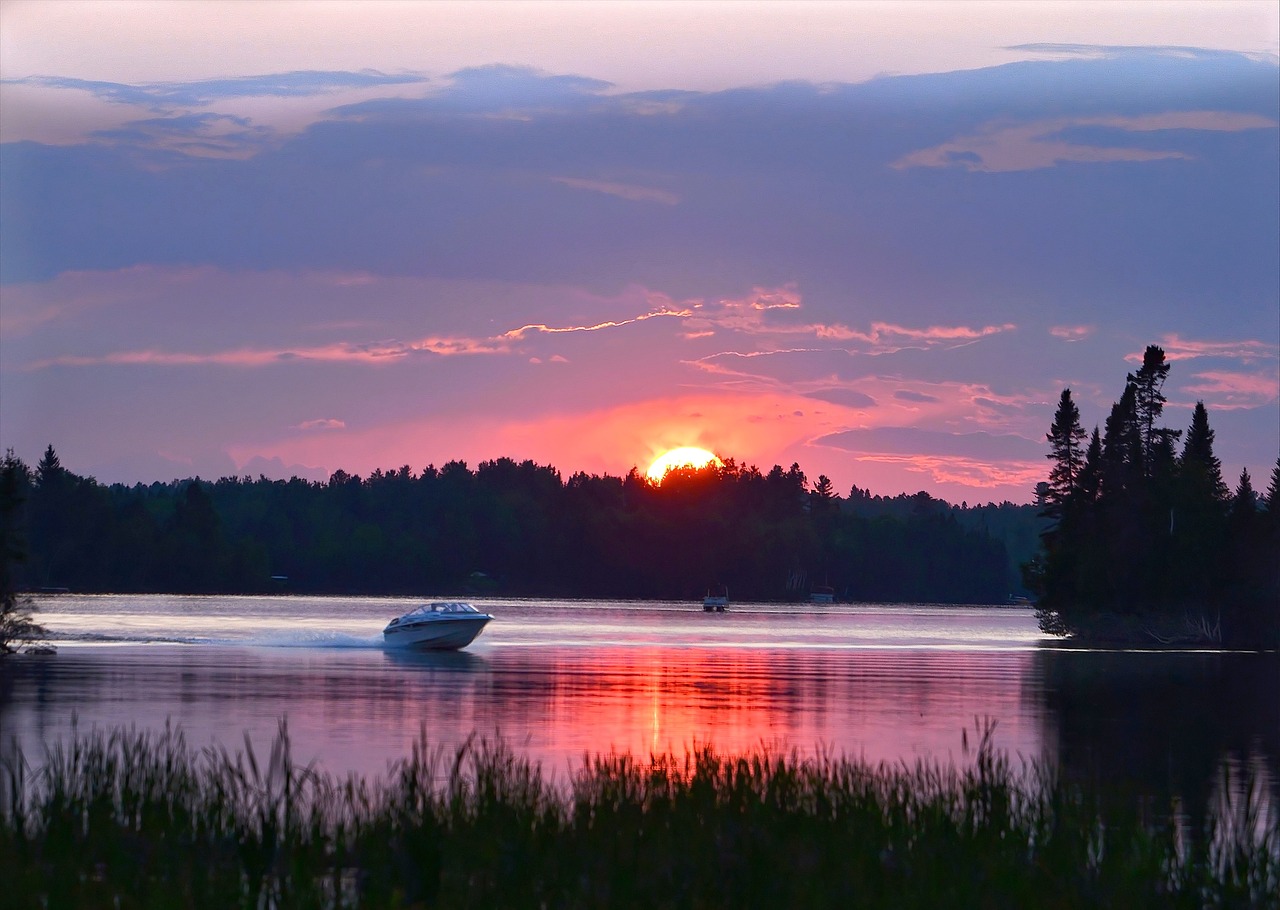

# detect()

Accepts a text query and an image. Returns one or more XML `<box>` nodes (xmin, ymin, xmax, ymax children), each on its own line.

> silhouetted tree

<box><xmin>1033</xmin><ymin>353</ymin><xmax>1274</xmax><ymax>645</ymax></box>
<box><xmin>0</xmin><ymin>450</ymin><xmax>47</xmax><ymax>653</ymax></box>
<box><xmin>1044</xmin><ymin>389</ymin><xmax>1086</xmax><ymax>515</ymax></box>
<box><xmin>1127</xmin><ymin>345</ymin><xmax>1174</xmax><ymax>469</ymax></box>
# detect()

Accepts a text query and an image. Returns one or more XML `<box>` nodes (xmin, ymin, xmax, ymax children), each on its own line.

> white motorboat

<box><xmin>383</xmin><ymin>601</ymin><xmax>493</xmax><ymax>650</ymax></box>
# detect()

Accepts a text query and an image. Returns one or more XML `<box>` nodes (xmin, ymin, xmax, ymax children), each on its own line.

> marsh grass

<box><xmin>1</xmin><ymin>721</ymin><xmax>1276</xmax><ymax>909</ymax></box>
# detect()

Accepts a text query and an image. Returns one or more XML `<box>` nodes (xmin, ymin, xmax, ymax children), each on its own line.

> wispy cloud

<box><xmin>1128</xmin><ymin>335</ymin><xmax>1278</xmax><ymax>364</ymax></box>
<box><xmin>813</xmin><ymin>426</ymin><xmax>1045</xmax><ymax>491</ymax></box>
<box><xmin>1050</xmin><ymin>325</ymin><xmax>1095</xmax><ymax>342</ymax></box>
<box><xmin>293</xmin><ymin>418</ymin><xmax>345</xmax><ymax>431</ymax></box>
<box><xmin>552</xmin><ymin>177</ymin><xmax>680</xmax><ymax>205</ymax></box>
<box><xmin>894</xmin><ymin>390</ymin><xmax>941</xmax><ymax>403</ymax></box>
<box><xmin>894</xmin><ymin>111</ymin><xmax>1277</xmax><ymax>172</ymax></box>
<box><xmin>22</xmin><ymin>302</ymin><xmax>694</xmax><ymax>370</ymax></box>
<box><xmin>684</xmin><ymin>286</ymin><xmax>1015</xmax><ymax>355</ymax></box>
<box><xmin>1181</xmin><ymin>369</ymin><xmax>1279</xmax><ymax>410</ymax></box>
<box><xmin>5</xmin><ymin>71</ymin><xmax>430</xmax><ymax>108</ymax></box>
<box><xmin>842</xmin><ymin>451</ymin><xmax>1047</xmax><ymax>492</ymax></box>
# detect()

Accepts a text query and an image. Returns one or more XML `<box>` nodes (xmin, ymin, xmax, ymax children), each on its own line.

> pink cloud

<box><xmin>1128</xmin><ymin>334</ymin><xmax>1279</xmax><ymax>365</ymax></box>
<box><xmin>1181</xmin><ymin>370</ymin><xmax>1279</xmax><ymax>410</ymax></box>
<box><xmin>841</xmin><ymin>451</ymin><xmax>1046</xmax><ymax>491</ymax></box>
<box><xmin>684</xmin><ymin>285</ymin><xmax>1016</xmax><ymax>355</ymax></box>
<box><xmin>22</xmin><ymin>300</ymin><xmax>694</xmax><ymax>370</ymax></box>
<box><xmin>894</xmin><ymin>111</ymin><xmax>1277</xmax><ymax>173</ymax></box>
<box><xmin>292</xmin><ymin>418</ymin><xmax>345</xmax><ymax>431</ymax></box>
<box><xmin>1050</xmin><ymin>325</ymin><xmax>1094</xmax><ymax>341</ymax></box>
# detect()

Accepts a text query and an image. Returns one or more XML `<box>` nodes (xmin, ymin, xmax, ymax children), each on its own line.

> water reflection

<box><xmin>2</xmin><ymin>643</ymin><xmax>1046</xmax><ymax>779</ymax></box>
<box><xmin>2</xmin><ymin>600</ymin><xmax>1275</xmax><ymax>829</ymax></box>
<box><xmin>1036</xmin><ymin>648</ymin><xmax>1280</xmax><ymax>826</ymax></box>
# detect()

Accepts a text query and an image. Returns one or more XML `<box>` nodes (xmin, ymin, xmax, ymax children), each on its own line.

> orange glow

<box><xmin>645</xmin><ymin>446</ymin><xmax>720</xmax><ymax>483</ymax></box>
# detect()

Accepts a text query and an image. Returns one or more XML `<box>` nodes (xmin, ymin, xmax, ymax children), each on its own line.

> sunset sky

<box><xmin>2</xmin><ymin>0</ymin><xmax>1277</xmax><ymax>503</ymax></box>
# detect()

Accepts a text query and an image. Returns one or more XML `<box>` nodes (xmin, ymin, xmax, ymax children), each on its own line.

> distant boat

<box><xmin>383</xmin><ymin>602</ymin><xmax>493</xmax><ymax>650</ymax></box>
<box><xmin>810</xmin><ymin>585</ymin><xmax>835</xmax><ymax>604</ymax></box>
<box><xmin>703</xmin><ymin>585</ymin><xmax>729</xmax><ymax>612</ymax></box>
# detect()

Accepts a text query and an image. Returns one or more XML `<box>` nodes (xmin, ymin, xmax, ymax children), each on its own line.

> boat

<box><xmin>703</xmin><ymin>585</ymin><xmax>729</xmax><ymax>612</ymax></box>
<box><xmin>383</xmin><ymin>601</ymin><xmax>493</xmax><ymax>650</ymax></box>
<box><xmin>810</xmin><ymin>585</ymin><xmax>835</xmax><ymax>604</ymax></box>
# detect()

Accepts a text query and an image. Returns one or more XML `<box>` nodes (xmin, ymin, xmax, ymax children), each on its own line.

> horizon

<box><xmin>2</xmin><ymin>1</ymin><xmax>1277</xmax><ymax>505</ymax></box>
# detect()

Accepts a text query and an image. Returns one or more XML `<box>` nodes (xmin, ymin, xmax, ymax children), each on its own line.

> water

<box><xmin>2</xmin><ymin>595</ymin><xmax>1276</xmax><ymax>818</ymax></box>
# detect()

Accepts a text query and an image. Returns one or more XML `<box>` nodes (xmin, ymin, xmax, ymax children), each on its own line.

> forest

<box><xmin>0</xmin><ymin>448</ymin><xmax>1037</xmax><ymax>605</ymax></box>
<box><xmin>1030</xmin><ymin>345</ymin><xmax>1279</xmax><ymax>646</ymax></box>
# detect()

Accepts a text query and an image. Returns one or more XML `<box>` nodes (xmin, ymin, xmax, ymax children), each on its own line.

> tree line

<box><xmin>1030</xmin><ymin>345</ymin><xmax>1279</xmax><ymax>646</ymax></box>
<box><xmin>0</xmin><ymin>448</ymin><xmax>1028</xmax><ymax>605</ymax></box>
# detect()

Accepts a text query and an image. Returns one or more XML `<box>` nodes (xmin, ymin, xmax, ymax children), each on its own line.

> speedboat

<box><xmin>383</xmin><ymin>601</ymin><xmax>493</xmax><ymax>650</ymax></box>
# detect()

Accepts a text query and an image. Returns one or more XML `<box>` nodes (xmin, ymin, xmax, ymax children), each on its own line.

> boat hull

<box><xmin>383</xmin><ymin>616</ymin><xmax>491</xmax><ymax>650</ymax></box>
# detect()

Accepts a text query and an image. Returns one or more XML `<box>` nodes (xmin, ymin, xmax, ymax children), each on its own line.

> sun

<box><xmin>646</xmin><ymin>447</ymin><xmax>721</xmax><ymax>483</ymax></box>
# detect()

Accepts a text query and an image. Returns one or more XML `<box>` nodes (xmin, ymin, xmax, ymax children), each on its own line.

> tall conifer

<box><xmin>1181</xmin><ymin>401</ymin><xmax>1228</xmax><ymax>501</ymax></box>
<box><xmin>1127</xmin><ymin>345</ymin><xmax>1173</xmax><ymax>468</ymax></box>
<box><xmin>1045</xmin><ymin>389</ymin><xmax>1086</xmax><ymax>513</ymax></box>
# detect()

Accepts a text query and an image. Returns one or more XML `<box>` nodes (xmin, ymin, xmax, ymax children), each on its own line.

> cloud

<box><xmin>552</xmin><ymin>176</ymin><xmax>680</xmax><ymax>205</ymax></box>
<box><xmin>1181</xmin><ymin>370</ymin><xmax>1279</xmax><ymax>410</ymax></box>
<box><xmin>1006</xmin><ymin>44</ymin><xmax>1272</xmax><ymax>63</ymax></box>
<box><xmin>1132</xmin><ymin>335</ymin><xmax>1279</xmax><ymax>365</ymax></box>
<box><xmin>5</xmin><ymin>71</ymin><xmax>431</xmax><ymax>108</ymax></box>
<box><xmin>893</xmin><ymin>111</ymin><xmax>1277</xmax><ymax>172</ymax></box>
<box><xmin>894</xmin><ymin>390</ymin><xmax>940</xmax><ymax>403</ymax></box>
<box><xmin>90</xmin><ymin>112</ymin><xmax>275</xmax><ymax>159</ymax></box>
<box><xmin>20</xmin><ymin>298</ymin><xmax>695</xmax><ymax>370</ymax></box>
<box><xmin>804</xmin><ymin>388</ymin><xmax>877</xmax><ymax>409</ymax></box>
<box><xmin>293</xmin><ymin>418</ymin><xmax>345</xmax><ymax>431</ymax></box>
<box><xmin>812</xmin><ymin>426</ymin><xmax>1046</xmax><ymax>491</ymax></box>
<box><xmin>683</xmin><ymin>286</ymin><xmax>1016</xmax><ymax>356</ymax></box>
<box><xmin>1050</xmin><ymin>325</ymin><xmax>1095</xmax><ymax>342</ymax></box>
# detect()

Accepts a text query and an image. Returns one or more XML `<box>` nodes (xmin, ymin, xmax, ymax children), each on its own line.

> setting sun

<box><xmin>645</xmin><ymin>446</ymin><xmax>721</xmax><ymax>483</ymax></box>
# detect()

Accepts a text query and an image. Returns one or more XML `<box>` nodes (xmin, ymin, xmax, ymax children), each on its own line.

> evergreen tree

<box><xmin>1165</xmin><ymin>402</ymin><xmax>1229</xmax><ymax>614</ymax></box>
<box><xmin>1076</xmin><ymin>428</ymin><xmax>1102</xmax><ymax>505</ymax></box>
<box><xmin>1231</xmin><ymin>468</ymin><xmax>1256</xmax><ymax>517</ymax></box>
<box><xmin>1265</xmin><ymin>457</ymin><xmax>1280</xmax><ymax>513</ymax></box>
<box><xmin>0</xmin><ymin>450</ymin><xmax>47</xmax><ymax>653</ymax></box>
<box><xmin>1100</xmin><ymin>383</ymin><xmax>1143</xmax><ymax>499</ymax></box>
<box><xmin>1044</xmin><ymin>389</ymin><xmax>1086</xmax><ymax>514</ymax></box>
<box><xmin>1180</xmin><ymin>402</ymin><xmax>1228</xmax><ymax>501</ymax></box>
<box><xmin>1127</xmin><ymin>345</ymin><xmax>1173</xmax><ymax>468</ymax></box>
<box><xmin>35</xmin><ymin>445</ymin><xmax>65</xmax><ymax>488</ymax></box>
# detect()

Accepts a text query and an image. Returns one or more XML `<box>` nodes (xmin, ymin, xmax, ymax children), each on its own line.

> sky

<box><xmin>1</xmin><ymin>1</ymin><xmax>1277</xmax><ymax>504</ymax></box>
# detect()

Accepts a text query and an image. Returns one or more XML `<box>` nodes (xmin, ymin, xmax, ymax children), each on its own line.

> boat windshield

<box><xmin>403</xmin><ymin>601</ymin><xmax>482</xmax><ymax>617</ymax></box>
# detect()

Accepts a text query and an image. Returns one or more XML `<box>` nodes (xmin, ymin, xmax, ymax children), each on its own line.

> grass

<box><xmin>1</xmin><ymin>721</ymin><xmax>1276</xmax><ymax>909</ymax></box>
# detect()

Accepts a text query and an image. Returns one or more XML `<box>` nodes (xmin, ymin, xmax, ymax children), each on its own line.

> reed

<box><xmin>1</xmin><ymin>722</ymin><xmax>1275</xmax><ymax>909</ymax></box>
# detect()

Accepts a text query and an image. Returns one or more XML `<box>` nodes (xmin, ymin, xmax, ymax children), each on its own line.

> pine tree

<box><xmin>1100</xmin><ymin>383</ymin><xmax>1143</xmax><ymax>498</ymax></box>
<box><xmin>1</xmin><ymin>450</ymin><xmax>47</xmax><ymax>654</ymax></box>
<box><xmin>1076</xmin><ymin>428</ymin><xmax>1102</xmax><ymax>505</ymax></box>
<box><xmin>1127</xmin><ymin>345</ymin><xmax>1173</xmax><ymax>468</ymax></box>
<box><xmin>1181</xmin><ymin>401</ymin><xmax>1228</xmax><ymax>501</ymax></box>
<box><xmin>1231</xmin><ymin>468</ymin><xmax>1256</xmax><ymax>517</ymax></box>
<box><xmin>1044</xmin><ymin>389</ymin><xmax>1086</xmax><ymax>514</ymax></box>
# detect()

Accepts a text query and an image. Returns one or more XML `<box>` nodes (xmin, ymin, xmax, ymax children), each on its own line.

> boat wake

<box><xmin>52</xmin><ymin>630</ymin><xmax>385</xmax><ymax>649</ymax></box>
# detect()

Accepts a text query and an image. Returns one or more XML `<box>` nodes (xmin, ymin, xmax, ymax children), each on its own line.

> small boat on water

<box><xmin>703</xmin><ymin>585</ymin><xmax>729</xmax><ymax>612</ymax></box>
<box><xmin>810</xmin><ymin>585</ymin><xmax>835</xmax><ymax>604</ymax></box>
<box><xmin>383</xmin><ymin>601</ymin><xmax>493</xmax><ymax>650</ymax></box>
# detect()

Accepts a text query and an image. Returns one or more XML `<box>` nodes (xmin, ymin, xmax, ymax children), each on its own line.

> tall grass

<box><xmin>2</xmin><ymin>721</ymin><xmax>1275</xmax><ymax>908</ymax></box>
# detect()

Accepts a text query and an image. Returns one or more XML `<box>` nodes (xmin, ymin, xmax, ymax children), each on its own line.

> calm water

<box><xmin>2</xmin><ymin>595</ymin><xmax>1277</xmax><ymax>816</ymax></box>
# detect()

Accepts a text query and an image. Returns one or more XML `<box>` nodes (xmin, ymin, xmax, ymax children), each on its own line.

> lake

<box><xmin>2</xmin><ymin>595</ymin><xmax>1276</xmax><ymax>819</ymax></box>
